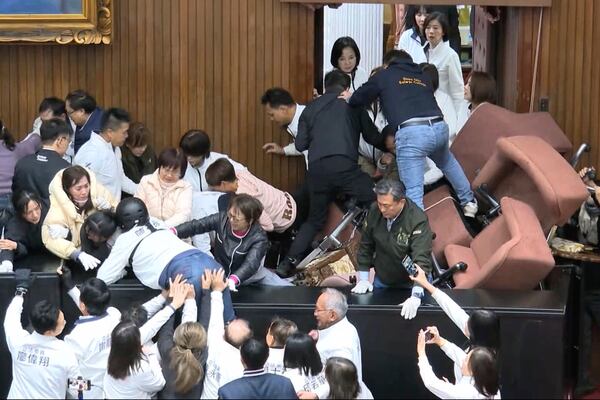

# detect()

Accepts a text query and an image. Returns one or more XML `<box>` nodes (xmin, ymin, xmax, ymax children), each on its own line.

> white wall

<box><xmin>323</xmin><ymin>4</ymin><xmax>384</xmax><ymax>80</ymax></box>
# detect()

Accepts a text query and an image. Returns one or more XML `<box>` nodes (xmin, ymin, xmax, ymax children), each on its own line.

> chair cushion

<box><xmin>424</xmin><ymin>185</ymin><xmax>473</xmax><ymax>266</ymax></box>
<box><xmin>445</xmin><ymin>244</ymin><xmax>481</xmax><ymax>289</ymax></box>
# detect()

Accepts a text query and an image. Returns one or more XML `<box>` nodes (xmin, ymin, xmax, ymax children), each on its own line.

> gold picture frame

<box><xmin>0</xmin><ymin>0</ymin><xmax>113</xmax><ymax>45</ymax></box>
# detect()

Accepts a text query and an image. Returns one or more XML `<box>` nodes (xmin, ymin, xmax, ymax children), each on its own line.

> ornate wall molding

<box><xmin>0</xmin><ymin>0</ymin><xmax>113</xmax><ymax>45</ymax></box>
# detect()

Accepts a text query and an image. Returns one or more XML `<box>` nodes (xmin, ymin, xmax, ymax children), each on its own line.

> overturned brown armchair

<box><xmin>445</xmin><ymin>197</ymin><xmax>555</xmax><ymax>290</ymax></box>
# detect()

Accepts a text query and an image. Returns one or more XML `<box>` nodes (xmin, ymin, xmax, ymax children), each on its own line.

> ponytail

<box><xmin>170</xmin><ymin>322</ymin><xmax>207</xmax><ymax>394</ymax></box>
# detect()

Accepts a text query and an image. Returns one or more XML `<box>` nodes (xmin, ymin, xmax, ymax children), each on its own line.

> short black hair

<box><xmin>420</xmin><ymin>63</ymin><xmax>439</xmax><ymax>91</ymax></box>
<box><xmin>260</xmin><ymin>88</ymin><xmax>295</xmax><ymax>108</ymax></box>
<box><xmin>424</xmin><ymin>12</ymin><xmax>450</xmax><ymax>41</ymax></box>
<box><xmin>66</xmin><ymin>90</ymin><xmax>97</xmax><ymax>114</ymax></box>
<box><xmin>101</xmin><ymin>108</ymin><xmax>131</xmax><ymax>133</ymax></box>
<box><xmin>383</xmin><ymin>49</ymin><xmax>413</xmax><ymax>66</ymax></box>
<box><xmin>324</xmin><ymin>70</ymin><xmax>351</xmax><ymax>93</ymax></box>
<box><xmin>284</xmin><ymin>332</ymin><xmax>323</xmax><ymax>376</ymax></box>
<box><xmin>80</xmin><ymin>278</ymin><xmax>111</xmax><ymax>316</ymax></box>
<box><xmin>158</xmin><ymin>147</ymin><xmax>188</xmax><ymax>178</ymax></box>
<box><xmin>30</xmin><ymin>300</ymin><xmax>60</xmax><ymax>335</ymax></box>
<box><xmin>330</xmin><ymin>36</ymin><xmax>361</xmax><ymax>70</ymax></box>
<box><xmin>40</xmin><ymin>118</ymin><xmax>71</xmax><ymax>143</ymax></box>
<box><xmin>240</xmin><ymin>338</ymin><xmax>269</xmax><ymax>370</ymax></box>
<box><xmin>205</xmin><ymin>158</ymin><xmax>237</xmax><ymax>187</ymax></box>
<box><xmin>38</xmin><ymin>97</ymin><xmax>67</xmax><ymax>117</ymax></box>
<box><xmin>84</xmin><ymin>211</ymin><xmax>118</xmax><ymax>240</ymax></box>
<box><xmin>179</xmin><ymin>129</ymin><xmax>211</xmax><ymax>158</ymax></box>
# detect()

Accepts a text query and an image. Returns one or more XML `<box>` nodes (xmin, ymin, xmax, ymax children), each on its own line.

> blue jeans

<box><xmin>159</xmin><ymin>250</ymin><xmax>236</xmax><ymax>322</ymax></box>
<box><xmin>395</xmin><ymin>121</ymin><xmax>473</xmax><ymax>209</ymax></box>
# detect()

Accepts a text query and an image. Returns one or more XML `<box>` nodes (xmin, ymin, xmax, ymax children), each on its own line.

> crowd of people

<box><xmin>0</xmin><ymin>5</ymin><xmax>507</xmax><ymax>399</ymax></box>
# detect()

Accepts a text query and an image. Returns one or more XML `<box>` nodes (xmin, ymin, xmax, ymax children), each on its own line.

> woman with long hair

<box><xmin>42</xmin><ymin>165</ymin><xmax>117</xmax><ymax>270</ymax></box>
<box><xmin>0</xmin><ymin>119</ymin><xmax>40</xmax><ymax>221</ymax></box>
<box><xmin>0</xmin><ymin>191</ymin><xmax>49</xmax><ymax>272</ymax></box>
<box><xmin>104</xmin><ymin>321</ymin><xmax>166</xmax><ymax>399</ymax></box>
<box><xmin>283</xmin><ymin>332</ymin><xmax>329</xmax><ymax>398</ymax></box>
<box><xmin>325</xmin><ymin>357</ymin><xmax>361</xmax><ymax>399</ymax></box>
<box><xmin>417</xmin><ymin>328</ymin><xmax>501</xmax><ymax>398</ymax></box>
<box><xmin>397</xmin><ymin>5</ymin><xmax>433</xmax><ymax>64</ymax></box>
<box><xmin>410</xmin><ymin>266</ymin><xmax>500</xmax><ymax>383</ymax></box>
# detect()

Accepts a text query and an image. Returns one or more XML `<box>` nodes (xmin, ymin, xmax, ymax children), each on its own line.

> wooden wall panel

<box><xmin>499</xmin><ymin>1</ymin><xmax>600</xmax><ymax>167</ymax></box>
<box><xmin>0</xmin><ymin>0</ymin><xmax>314</xmax><ymax>192</ymax></box>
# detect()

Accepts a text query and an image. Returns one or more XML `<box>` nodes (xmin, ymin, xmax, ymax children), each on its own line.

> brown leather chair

<box><xmin>451</xmin><ymin>103</ymin><xmax>573</xmax><ymax>182</ymax></box>
<box><xmin>445</xmin><ymin>197</ymin><xmax>555</xmax><ymax>290</ymax></box>
<box><xmin>472</xmin><ymin>136</ymin><xmax>589</xmax><ymax>233</ymax></box>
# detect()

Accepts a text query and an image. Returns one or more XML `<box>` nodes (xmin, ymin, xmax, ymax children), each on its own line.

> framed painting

<box><xmin>0</xmin><ymin>0</ymin><xmax>113</xmax><ymax>44</ymax></box>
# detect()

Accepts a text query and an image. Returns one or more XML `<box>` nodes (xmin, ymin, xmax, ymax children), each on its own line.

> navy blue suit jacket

<box><xmin>218</xmin><ymin>370</ymin><xmax>297</xmax><ymax>399</ymax></box>
<box><xmin>74</xmin><ymin>107</ymin><xmax>104</xmax><ymax>153</ymax></box>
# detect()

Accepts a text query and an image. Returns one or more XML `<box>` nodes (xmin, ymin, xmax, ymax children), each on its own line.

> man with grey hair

<box><xmin>309</xmin><ymin>288</ymin><xmax>373</xmax><ymax>398</ymax></box>
<box><xmin>352</xmin><ymin>179</ymin><xmax>433</xmax><ymax>320</ymax></box>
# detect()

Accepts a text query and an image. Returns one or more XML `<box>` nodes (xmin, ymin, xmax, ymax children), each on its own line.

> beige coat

<box><xmin>134</xmin><ymin>170</ymin><xmax>192</xmax><ymax>227</ymax></box>
<box><xmin>42</xmin><ymin>167</ymin><xmax>118</xmax><ymax>259</ymax></box>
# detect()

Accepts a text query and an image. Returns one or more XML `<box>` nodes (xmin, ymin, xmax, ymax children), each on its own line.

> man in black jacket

<box><xmin>12</xmin><ymin>119</ymin><xmax>71</xmax><ymax>206</ymax></box>
<box><xmin>276</xmin><ymin>70</ymin><xmax>378</xmax><ymax>277</ymax></box>
<box><xmin>347</xmin><ymin>50</ymin><xmax>476</xmax><ymax>215</ymax></box>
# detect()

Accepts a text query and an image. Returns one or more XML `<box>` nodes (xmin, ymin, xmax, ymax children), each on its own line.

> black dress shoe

<box><xmin>275</xmin><ymin>257</ymin><xmax>297</xmax><ymax>278</ymax></box>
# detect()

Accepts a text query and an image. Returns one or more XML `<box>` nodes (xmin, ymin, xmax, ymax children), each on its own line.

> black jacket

<box><xmin>295</xmin><ymin>92</ymin><xmax>381</xmax><ymax>166</ymax></box>
<box><xmin>12</xmin><ymin>149</ymin><xmax>70</xmax><ymax>205</ymax></box>
<box><xmin>174</xmin><ymin>212</ymin><xmax>269</xmax><ymax>282</ymax></box>
<box><xmin>74</xmin><ymin>107</ymin><xmax>104</xmax><ymax>153</ymax></box>
<box><xmin>349</xmin><ymin>59</ymin><xmax>442</xmax><ymax>129</ymax></box>
<box><xmin>218</xmin><ymin>372</ymin><xmax>297</xmax><ymax>399</ymax></box>
<box><xmin>121</xmin><ymin>144</ymin><xmax>157</xmax><ymax>184</ymax></box>
<box><xmin>0</xmin><ymin>203</ymin><xmax>48</xmax><ymax>263</ymax></box>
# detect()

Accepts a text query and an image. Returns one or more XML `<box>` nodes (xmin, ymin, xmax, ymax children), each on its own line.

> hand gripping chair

<box><xmin>472</xmin><ymin>135</ymin><xmax>589</xmax><ymax>233</ymax></box>
<box><xmin>445</xmin><ymin>197</ymin><xmax>555</xmax><ymax>289</ymax></box>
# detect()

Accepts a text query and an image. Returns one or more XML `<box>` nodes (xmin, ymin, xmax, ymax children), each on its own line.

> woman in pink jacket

<box><xmin>135</xmin><ymin>148</ymin><xmax>192</xmax><ymax>227</ymax></box>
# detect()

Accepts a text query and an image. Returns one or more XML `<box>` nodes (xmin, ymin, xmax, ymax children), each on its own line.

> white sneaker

<box><xmin>463</xmin><ymin>200</ymin><xmax>478</xmax><ymax>218</ymax></box>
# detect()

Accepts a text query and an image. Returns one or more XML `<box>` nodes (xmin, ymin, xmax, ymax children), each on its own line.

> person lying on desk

<box><xmin>352</xmin><ymin>179</ymin><xmax>433</xmax><ymax>320</ymax></box>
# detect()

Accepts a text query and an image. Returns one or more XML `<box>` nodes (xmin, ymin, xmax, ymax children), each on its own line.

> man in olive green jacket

<box><xmin>353</xmin><ymin>179</ymin><xmax>433</xmax><ymax>320</ymax></box>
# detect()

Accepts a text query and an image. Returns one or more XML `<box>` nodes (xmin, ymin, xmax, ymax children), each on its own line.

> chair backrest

<box><xmin>451</xmin><ymin>103</ymin><xmax>573</xmax><ymax>183</ymax></box>
<box><xmin>472</xmin><ymin>136</ymin><xmax>589</xmax><ymax>232</ymax></box>
<box><xmin>469</xmin><ymin>197</ymin><xmax>555</xmax><ymax>290</ymax></box>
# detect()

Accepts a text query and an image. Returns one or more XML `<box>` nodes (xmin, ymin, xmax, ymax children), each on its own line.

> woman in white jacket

<box><xmin>417</xmin><ymin>328</ymin><xmax>501</xmax><ymax>399</ymax></box>
<box><xmin>424</xmin><ymin>12</ymin><xmax>465</xmax><ymax>114</ymax></box>
<box><xmin>397</xmin><ymin>5</ymin><xmax>432</xmax><ymax>64</ymax></box>
<box><xmin>283</xmin><ymin>332</ymin><xmax>329</xmax><ymax>399</ymax></box>
<box><xmin>410</xmin><ymin>266</ymin><xmax>500</xmax><ymax>383</ymax></box>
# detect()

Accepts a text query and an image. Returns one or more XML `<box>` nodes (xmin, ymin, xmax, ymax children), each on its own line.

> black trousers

<box><xmin>287</xmin><ymin>156</ymin><xmax>375</xmax><ymax>260</ymax></box>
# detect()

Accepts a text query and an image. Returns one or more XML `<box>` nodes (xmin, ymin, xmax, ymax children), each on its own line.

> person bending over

<box><xmin>206</xmin><ymin>157</ymin><xmax>297</xmax><ymax>233</ymax></box>
<box><xmin>173</xmin><ymin>194</ymin><xmax>291</xmax><ymax>289</ymax></box>
<box><xmin>352</xmin><ymin>179</ymin><xmax>433</xmax><ymax>321</ymax></box>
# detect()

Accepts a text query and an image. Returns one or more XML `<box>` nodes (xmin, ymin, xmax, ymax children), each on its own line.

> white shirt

<box><xmin>182</xmin><ymin>151</ymin><xmax>246</xmax><ymax>192</ymax></box>
<box><xmin>64</xmin><ymin>288</ymin><xmax>122</xmax><ymax>398</ymax></box>
<box><xmin>103</xmin><ymin>353</ymin><xmax>166</xmax><ymax>399</ymax></box>
<box><xmin>264</xmin><ymin>347</ymin><xmax>285</xmax><ymax>375</ymax></box>
<box><xmin>73</xmin><ymin>132</ymin><xmax>138</xmax><ymax>201</ymax></box>
<box><xmin>397</xmin><ymin>28</ymin><xmax>427</xmax><ymax>64</ymax></box>
<box><xmin>97</xmin><ymin>218</ymin><xmax>197</xmax><ymax>289</ymax></box>
<box><xmin>191</xmin><ymin>191</ymin><xmax>222</xmax><ymax>253</ymax></box>
<box><xmin>426</xmin><ymin>41</ymin><xmax>465</xmax><ymax>114</ymax></box>
<box><xmin>4</xmin><ymin>296</ymin><xmax>80</xmax><ymax>400</ymax></box>
<box><xmin>283</xmin><ymin>368</ymin><xmax>330</xmax><ymax>399</ymax></box>
<box><xmin>201</xmin><ymin>291</ymin><xmax>244</xmax><ymax>399</ymax></box>
<box><xmin>317</xmin><ymin>317</ymin><xmax>373</xmax><ymax>399</ymax></box>
<box><xmin>282</xmin><ymin>104</ymin><xmax>309</xmax><ymax>168</ymax></box>
<box><xmin>418</xmin><ymin>350</ymin><xmax>501</xmax><ymax>399</ymax></box>
<box><xmin>358</xmin><ymin>108</ymin><xmax>385</xmax><ymax>165</ymax></box>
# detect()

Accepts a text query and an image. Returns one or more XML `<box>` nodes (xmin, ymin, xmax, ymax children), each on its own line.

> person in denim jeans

<box><xmin>346</xmin><ymin>49</ymin><xmax>477</xmax><ymax>215</ymax></box>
